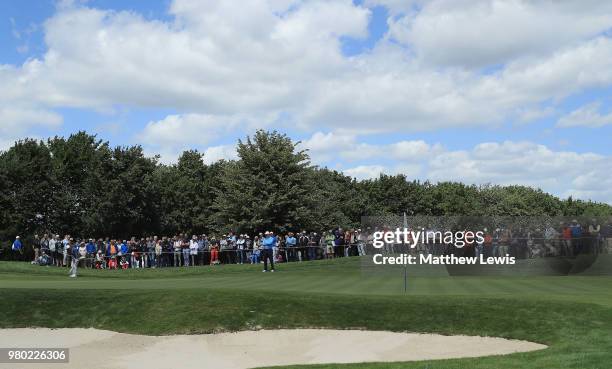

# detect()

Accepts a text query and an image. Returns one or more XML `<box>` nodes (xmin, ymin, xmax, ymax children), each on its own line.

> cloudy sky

<box><xmin>2</xmin><ymin>0</ymin><xmax>612</xmax><ymax>203</ymax></box>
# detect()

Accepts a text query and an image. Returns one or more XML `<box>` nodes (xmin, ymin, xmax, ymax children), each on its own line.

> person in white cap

<box><xmin>11</xmin><ymin>236</ymin><xmax>23</xmax><ymax>261</ymax></box>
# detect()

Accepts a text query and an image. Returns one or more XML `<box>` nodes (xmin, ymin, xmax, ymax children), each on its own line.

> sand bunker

<box><xmin>0</xmin><ymin>328</ymin><xmax>546</xmax><ymax>369</ymax></box>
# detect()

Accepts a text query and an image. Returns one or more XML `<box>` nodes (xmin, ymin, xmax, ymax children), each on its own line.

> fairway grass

<box><xmin>1</xmin><ymin>258</ymin><xmax>611</xmax><ymax>368</ymax></box>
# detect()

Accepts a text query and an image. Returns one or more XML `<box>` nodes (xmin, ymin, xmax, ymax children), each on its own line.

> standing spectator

<box><xmin>173</xmin><ymin>236</ymin><xmax>182</xmax><ymax>267</ymax></box>
<box><xmin>325</xmin><ymin>231</ymin><xmax>335</xmax><ymax>259</ymax></box>
<box><xmin>210</xmin><ymin>237</ymin><xmax>220</xmax><ymax>265</ymax></box>
<box><xmin>334</xmin><ymin>229</ymin><xmax>345</xmax><ymax>258</ymax></box>
<box><xmin>270</xmin><ymin>231</ymin><xmax>279</xmax><ymax>262</ymax></box>
<box><xmin>62</xmin><ymin>235</ymin><xmax>71</xmax><ymax>267</ymax></box>
<box><xmin>344</xmin><ymin>230</ymin><xmax>352</xmax><ymax>257</ymax></box>
<box><xmin>182</xmin><ymin>235</ymin><xmax>190</xmax><ymax>267</ymax></box>
<box><xmin>310</xmin><ymin>232</ymin><xmax>321</xmax><ymax>260</ymax></box>
<box><xmin>276</xmin><ymin>233</ymin><xmax>285</xmax><ymax>262</ymax></box>
<box><xmin>86</xmin><ymin>239</ymin><xmax>96</xmax><ymax>268</ymax></box>
<box><xmin>48</xmin><ymin>235</ymin><xmax>57</xmax><ymax>266</ymax></box>
<box><xmin>189</xmin><ymin>235</ymin><xmax>199</xmax><ymax>266</ymax></box>
<box><xmin>561</xmin><ymin>223</ymin><xmax>572</xmax><ymax>256</ymax></box>
<box><xmin>120</xmin><ymin>240</ymin><xmax>129</xmax><ymax>258</ymax></box>
<box><xmin>107</xmin><ymin>240</ymin><xmax>118</xmax><ymax>269</ymax></box>
<box><xmin>198</xmin><ymin>235</ymin><xmax>208</xmax><ymax>266</ymax></box>
<box><xmin>140</xmin><ymin>237</ymin><xmax>149</xmax><ymax>267</ymax></box>
<box><xmin>286</xmin><ymin>232</ymin><xmax>297</xmax><ymax>262</ymax></box>
<box><xmin>236</xmin><ymin>234</ymin><xmax>246</xmax><ymax>264</ymax></box>
<box><xmin>40</xmin><ymin>234</ymin><xmax>50</xmax><ymax>263</ymax></box>
<box><xmin>299</xmin><ymin>231</ymin><xmax>311</xmax><ymax>261</ymax></box>
<box><xmin>137</xmin><ymin>238</ymin><xmax>145</xmax><ymax>267</ymax></box>
<box><xmin>220</xmin><ymin>236</ymin><xmax>229</xmax><ymax>264</ymax></box>
<box><xmin>499</xmin><ymin>228</ymin><xmax>511</xmax><ymax>257</ymax></box>
<box><xmin>32</xmin><ymin>234</ymin><xmax>41</xmax><ymax>263</ymax></box>
<box><xmin>251</xmin><ymin>236</ymin><xmax>260</xmax><ymax>264</ymax></box>
<box><xmin>155</xmin><ymin>239</ymin><xmax>162</xmax><ymax>268</ymax></box>
<box><xmin>131</xmin><ymin>238</ymin><xmax>140</xmax><ymax>268</ymax></box>
<box><xmin>356</xmin><ymin>229</ymin><xmax>366</xmax><ymax>256</ymax></box>
<box><xmin>162</xmin><ymin>237</ymin><xmax>172</xmax><ymax>267</ymax></box>
<box><xmin>543</xmin><ymin>224</ymin><xmax>558</xmax><ymax>256</ymax></box>
<box><xmin>55</xmin><ymin>235</ymin><xmax>65</xmax><ymax>267</ymax></box>
<box><xmin>570</xmin><ymin>220</ymin><xmax>583</xmax><ymax>255</ymax></box>
<box><xmin>588</xmin><ymin>219</ymin><xmax>602</xmax><ymax>253</ymax></box>
<box><xmin>11</xmin><ymin>236</ymin><xmax>23</xmax><ymax>260</ymax></box>
<box><xmin>148</xmin><ymin>237</ymin><xmax>157</xmax><ymax>268</ymax></box>
<box><xmin>101</xmin><ymin>238</ymin><xmax>109</xmax><ymax>259</ymax></box>
<box><xmin>604</xmin><ymin>222</ymin><xmax>612</xmax><ymax>254</ymax></box>
<box><xmin>261</xmin><ymin>231</ymin><xmax>275</xmax><ymax>272</ymax></box>
<box><xmin>245</xmin><ymin>235</ymin><xmax>253</xmax><ymax>263</ymax></box>
<box><xmin>228</xmin><ymin>232</ymin><xmax>237</xmax><ymax>264</ymax></box>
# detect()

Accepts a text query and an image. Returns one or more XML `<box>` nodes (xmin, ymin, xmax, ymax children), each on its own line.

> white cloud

<box><xmin>557</xmin><ymin>102</ymin><xmax>612</xmax><ymax>128</ymax></box>
<box><xmin>140</xmin><ymin>114</ymin><xmax>242</xmax><ymax>147</ymax></box>
<box><xmin>178</xmin><ymin>133</ymin><xmax>612</xmax><ymax>203</ymax></box>
<box><xmin>301</xmin><ymin>131</ymin><xmax>443</xmax><ymax>162</ymax></box>
<box><xmin>1</xmin><ymin>0</ymin><xmax>612</xmax><ymax>204</ymax></box>
<box><xmin>306</xmin><ymin>137</ymin><xmax>612</xmax><ymax>203</ymax></box>
<box><xmin>3</xmin><ymin>0</ymin><xmax>612</xmax><ymax>137</ymax></box>
<box><xmin>203</xmin><ymin>145</ymin><xmax>238</xmax><ymax>164</ymax></box>
<box><xmin>344</xmin><ymin>165</ymin><xmax>387</xmax><ymax>180</ymax></box>
<box><xmin>386</xmin><ymin>0</ymin><xmax>612</xmax><ymax>68</ymax></box>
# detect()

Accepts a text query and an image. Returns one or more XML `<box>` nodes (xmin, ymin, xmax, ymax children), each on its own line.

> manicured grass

<box><xmin>1</xmin><ymin>258</ymin><xmax>611</xmax><ymax>368</ymax></box>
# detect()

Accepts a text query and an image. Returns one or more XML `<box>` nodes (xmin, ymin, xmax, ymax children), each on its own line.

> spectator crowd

<box><xmin>11</xmin><ymin>229</ymin><xmax>369</xmax><ymax>273</ymax></box>
<box><xmin>9</xmin><ymin>218</ymin><xmax>612</xmax><ymax>274</ymax></box>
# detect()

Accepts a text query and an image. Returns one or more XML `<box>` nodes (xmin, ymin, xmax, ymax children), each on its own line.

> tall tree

<box><xmin>47</xmin><ymin>132</ymin><xmax>112</xmax><ymax>236</ymax></box>
<box><xmin>0</xmin><ymin>139</ymin><xmax>53</xmax><ymax>240</ymax></box>
<box><xmin>213</xmin><ymin>130</ymin><xmax>312</xmax><ymax>233</ymax></box>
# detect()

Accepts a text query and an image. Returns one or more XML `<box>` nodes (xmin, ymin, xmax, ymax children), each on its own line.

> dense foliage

<box><xmin>1</xmin><ymin>130</ymin><xmax>610</xmax><ymax>243</ymax></box>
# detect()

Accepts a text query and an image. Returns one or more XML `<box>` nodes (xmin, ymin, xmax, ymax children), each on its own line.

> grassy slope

<box><xmin>1</xmin><ymin>258</ymin><xmax>611</xmax><ymax>369</ymax></box>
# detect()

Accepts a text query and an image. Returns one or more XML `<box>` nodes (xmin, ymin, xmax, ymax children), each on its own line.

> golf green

<box><xmin>1</xmin><ymin>258</ymin><xmax>611</xmax><ymax>368</ymax></box>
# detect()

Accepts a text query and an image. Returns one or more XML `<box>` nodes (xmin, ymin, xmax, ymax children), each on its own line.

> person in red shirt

<box><xmin>562</xmin><ymin>224</ymin><xmax>572</xmax><ymax>257</ymax></box>
<box><xmin>210</xmin><ymin>239</ymin><xmax>219</xmax><ymax>265</ymax></box>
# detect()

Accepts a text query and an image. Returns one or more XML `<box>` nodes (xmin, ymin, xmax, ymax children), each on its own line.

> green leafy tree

<box><xmin>213</xmin><ymin>130</ymin><xmax>312</xmax><ymax>233</ymax></box>
<box><xmin>0</xmin><ymin>139</ymin><xmax>53</xmax><ymax>249</ymax></box>
<box><xmin>47</xmin><ymin>132</ymin><xmax>112</xmax><ymax>236</ymax></box>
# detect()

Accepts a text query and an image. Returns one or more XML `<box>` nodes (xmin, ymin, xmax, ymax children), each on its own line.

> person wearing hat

<box><xmin>244</xmin><ymin>234</ymin><xmax>252</xmax><ymax>263</ymax></box>
<box><xmin>261</xmin><ymin>231</ymin><xmax>276</xmax><ymax>272</ymax></box>
<box><xmin>189</xmin><ymin>235</ymin><xmax>199</xmax><ymax>267</ymax></box>
<box><xmin>236</xmin><ymin>234</ymin><xmax>246</xmax><ymax>264</ymax></box>
<box><xmin>11</xmin><ymin>236</ymin><xmax>23</xmax><ymax>261</ymax></box>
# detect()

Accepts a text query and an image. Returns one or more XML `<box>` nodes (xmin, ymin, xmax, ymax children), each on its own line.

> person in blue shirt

<box><xmin>261</xmin><ymin>231</ymin><xmax>276</xmax><ymax>272</ymax></box>
<box><xmin>86</xmin><ymin>239</ymin><xmax>96</xmax><ymax>268</ymax></box>
<box><xmin>11</xmin><ymin>236</ymin><xmax>23</xmax><ymax>260</ymax></box>
<box><xmin>120</xmin><ymin>240</ymin><xmax>129</xmax><ymax>256</ymax></box>
<box><xmin>285</xmin><ymin>232</ymin><xmax>297</xmax><ymax>262</ymax></box>
<box><xmin>570</xmin><ymin>220</ymin><xmax>583</xmax><ymax>255</ymax></box>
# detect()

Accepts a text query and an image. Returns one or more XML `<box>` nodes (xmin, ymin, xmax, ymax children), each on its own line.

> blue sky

<box><xmin>2</xmin><ymin>0</ymin><xmax>612</xmax><ymax>203</ymax></box>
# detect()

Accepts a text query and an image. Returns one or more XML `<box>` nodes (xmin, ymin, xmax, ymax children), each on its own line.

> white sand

<box><xmin>0</xmin><ymin>328</ymin><xmax>546</xmax><ymax>369</ymax></box>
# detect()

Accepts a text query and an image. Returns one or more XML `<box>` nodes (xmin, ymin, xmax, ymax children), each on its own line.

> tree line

<box><xmin>1</xmin><ymin>130</ymin><xmax>610</xmax><ymax>245</ymax></box>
